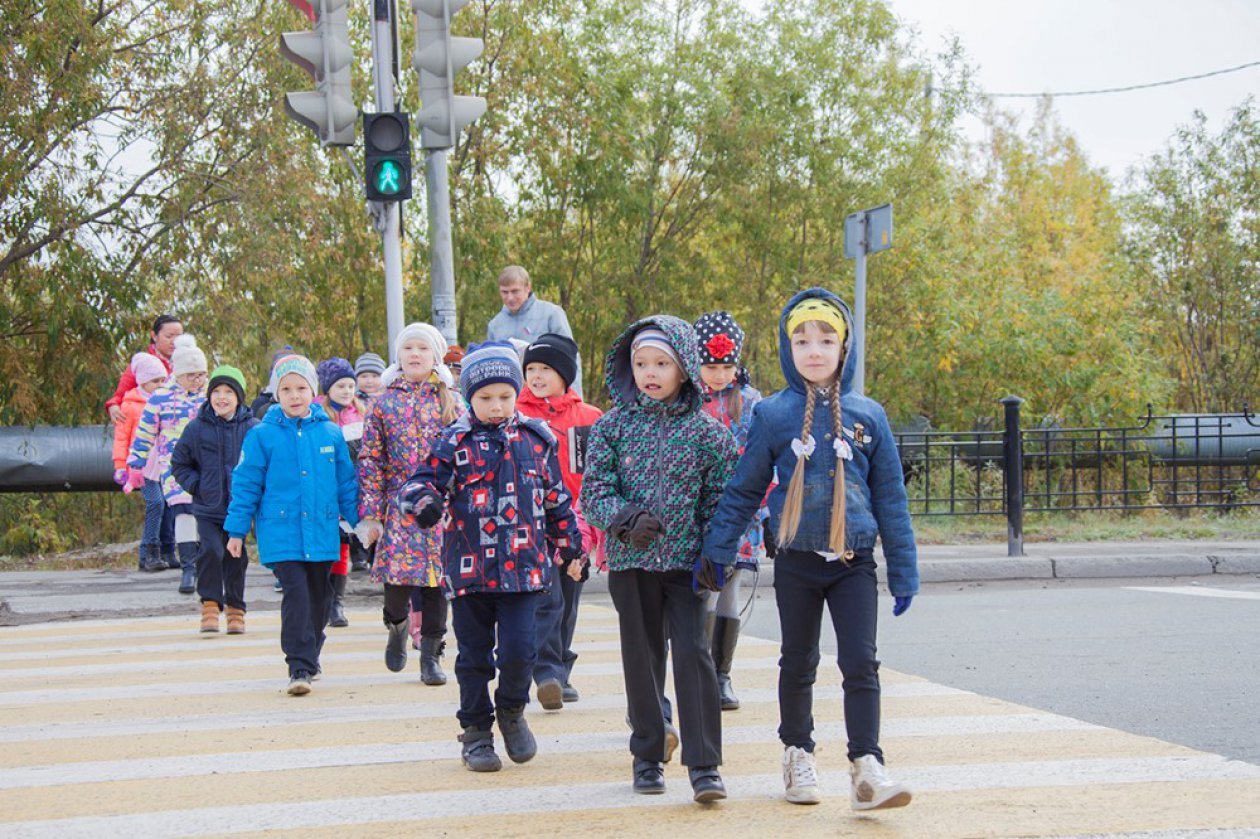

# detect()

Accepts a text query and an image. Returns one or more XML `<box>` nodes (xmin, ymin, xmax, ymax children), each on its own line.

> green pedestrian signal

<box><xmin>374</xmin><ymin>160</ymin><xmax>403</xmax><ymax>195</ymax></box>
<box><xmin>363</xmin><ymin>112</ymin><xmax>412</xmax><ymax>201</ymax></box>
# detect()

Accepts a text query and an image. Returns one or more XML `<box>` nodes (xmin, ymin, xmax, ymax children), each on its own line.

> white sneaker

<box><xmin>849</xmin><ymin>754</ymin><xmax>911</xmax><ymax>811</ymax></box>
<box><xmin>782</xmin><ymin>746</ymin><xmax>821</xmax><ymax>805</ymax></box>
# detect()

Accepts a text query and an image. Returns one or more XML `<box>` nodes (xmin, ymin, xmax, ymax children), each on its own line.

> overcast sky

<box><xmin>885</xmin><ymin>0</ymin><xmax>1260</xmax><ymax>181</ymax></box>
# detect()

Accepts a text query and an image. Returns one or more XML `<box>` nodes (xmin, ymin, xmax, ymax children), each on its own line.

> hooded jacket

<box><xmin>112</xmin><ymin>386</ymin><xmax>152</xmax><ymax>470</ymax></box>
<box><xmin>127</xmin><ymin>384</ymin><xmax>205</xmax><ymax>504</ymax></box>
<box><xmin>105</xmin><ymin>344</ymin><xmax>172</xmax><ymax>417</ymax></box>
<box><xmin>401</xmin><ymin>412</ymin><xmax>581</xmax><ymax>596</ymax></box>
<box><xmin>223</xmin><ymin>402</ymin><xmax>359</xmax><ymax>566</ymax></box>
<box><xmin>170</xmin><ymin>401</ymin><xmax>260</xmax><ymax>522</ymax></box>
<box><xmin>701</xmin><ymin>288</ymin><xmax>918</xmax><ymax>596</ymax></box>
<box><xmin>580</xmin><ymin>316</ymin><xmax>738</xmax><ymax>573</ymax></box>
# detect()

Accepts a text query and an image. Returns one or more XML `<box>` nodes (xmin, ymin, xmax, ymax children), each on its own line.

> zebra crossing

<box><xmin>2</xmin><ymin>605</ymin><xmax>1259</xmax><ymax>837</ymax></box>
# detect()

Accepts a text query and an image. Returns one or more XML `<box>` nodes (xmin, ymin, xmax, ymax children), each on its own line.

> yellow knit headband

<box><xmin>786</xmin><ymin>299</ymin><xmax>847</xmax><ymax>340</ymax></box>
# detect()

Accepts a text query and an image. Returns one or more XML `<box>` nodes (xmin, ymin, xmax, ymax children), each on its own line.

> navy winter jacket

<box><xmin>401</xmin><ymin>412</ymin><xmax>582</xmax><ymax>597</ymax></box>
<box><xmin>702</xmin><ymin>288</ymin><xmax>919</xmax><ymax>597</ymax></box>
<box><xmin>224</xmin><ymin>403</ymin><xmax>359</xmax><ymax>566</ymax></box>
<box><xmin>170</xmin><ymin>402</ymin><xmax>260</xmax><ymax>522</ymax></box>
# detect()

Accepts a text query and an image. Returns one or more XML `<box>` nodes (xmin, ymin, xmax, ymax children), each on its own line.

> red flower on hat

<box><xmin>705</xmin><ymin>332</ymin><xmax>737</xmax><ymax>360</ymax></box>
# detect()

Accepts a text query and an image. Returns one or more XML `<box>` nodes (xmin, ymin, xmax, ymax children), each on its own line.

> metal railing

<box><xmin>894</xmin><ymin>400</ymin><xmax>1260</xmax><ymax>556</ymax></box>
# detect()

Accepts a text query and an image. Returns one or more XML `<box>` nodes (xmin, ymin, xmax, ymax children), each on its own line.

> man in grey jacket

<box><xmin>486</xmin><ymin>265</ymin><xmax>583</xmax><ymax>394</ymax></box>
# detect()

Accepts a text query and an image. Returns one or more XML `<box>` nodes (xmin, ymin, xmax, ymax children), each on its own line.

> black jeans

<box><xmin>559</xmin><ymin>573</ymin><xmax>584</xmax><ymax>683</ymax></box>
<box><xmin>194</xmin><ymin>518</ymin><xmax>248</xmax><ymax>610</ymax></box>
<box><xmin>774</xmin><ymin>548</ymin><xmax>882</xmax><ymax>762</ymax></box>
<box><xmin>450</xmin><ymin>591</ymin><xmax>542</xmax><ymax>730</ymax></box>
<box><xmin>383</xmin><ymin>583</ymin><xmax>447</xmax><ymax>639</ymax></box>
<box><xmin>608</xmin><ymin>569</ymin><xmax>721</xmax><ymax>768</ymax></box>
<box><xmin>273</xmin><ymin>561</ymin><xmax>333</xmax><ymax>678</ymax></box>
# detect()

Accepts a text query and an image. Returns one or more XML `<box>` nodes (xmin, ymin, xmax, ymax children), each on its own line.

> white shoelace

<box><xmin>788</xmin><ymin>750</ymin><xmax>819</xmax><ymax>788</ymax></box>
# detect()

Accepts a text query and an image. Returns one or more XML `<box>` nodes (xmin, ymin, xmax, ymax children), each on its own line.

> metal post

<box><xmin>426</xmin><ymin>148</ymin><xmax>458</xmax><ymax>344</ymax></box>
<box><xmin>1001</xmin><ymin>395</ymin><xmax>1025</xmax><ymax>557</ymax></box>
<box><xmin>852</xmin><ymin>216</ymin><xmax>868</xmax><ymax>395</ymax></box>
<box><xmin>371</xmin><ymin>0</ymin><xmax>405</xmax><ymax>358</ymax></box>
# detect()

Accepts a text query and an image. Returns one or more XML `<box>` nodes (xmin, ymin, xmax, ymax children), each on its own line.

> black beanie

<box><xmin>522</xmin><ymin>333</ymin><xmax>580</xmax><ymax>390</ymax></box>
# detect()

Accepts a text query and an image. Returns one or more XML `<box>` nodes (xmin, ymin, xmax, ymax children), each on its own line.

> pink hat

<box><xmin>131</xmin><ymin>352</ymin><xmax>168</xmax><ymax>386</ymax></box>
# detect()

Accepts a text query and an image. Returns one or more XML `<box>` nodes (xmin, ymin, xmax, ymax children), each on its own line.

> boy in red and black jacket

<box><xmin>517</xmin><ymin>333</ymin><xmax>604</xmax><ymax>709</ymax></box>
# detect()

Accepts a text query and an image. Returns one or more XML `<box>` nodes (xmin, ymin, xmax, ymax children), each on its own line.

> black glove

<box><xmin>692</xmin><ymin>556</ymin><xmax>727</xmax><ymax>593</ymax></box>
<box><xmin>610</xmin><ymin>505</ymin><xmax>666</xmax><ymax>550</ymax></box>
<box><xmin>763</xmin><ymin>522</ymin><xmax>778</xmax><ymax>560</ymax></box>
<box><xmin>400</xmin><ymin>487</ymin><xmax>443</xmax><ymax>528</ymax></box>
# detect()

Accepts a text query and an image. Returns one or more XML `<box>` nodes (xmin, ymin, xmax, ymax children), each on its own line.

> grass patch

<box><xmin>912</xmin><ymin>507</ymin><xmax>1260</xmax><ymax>544</ymax></box>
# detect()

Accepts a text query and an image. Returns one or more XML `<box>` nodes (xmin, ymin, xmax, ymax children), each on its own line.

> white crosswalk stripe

<box><xmin>2</xmin><ymin>605</ymin><xmax>1258</xmax><ymax>837</ymax></box>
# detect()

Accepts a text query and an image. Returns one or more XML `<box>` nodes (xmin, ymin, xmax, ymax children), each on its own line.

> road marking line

<box><xmin>6</xmin><ymin>757</ymin><xmax>1258</xmax><ymax>838</ymax></box>
<box><xmin>0</xmin><ymin>684</ymin><xmax>981</xmax><ymax>745</ymax></box>
<box><xmin>1124</xmin><ymin>586</ymin><xmax>1260</xmax><ymax>601</ymax></box>
<box><xmin>0</xmin><ymin>714</ymin><xmax>1114</xmax><ymax>790</ymax></box>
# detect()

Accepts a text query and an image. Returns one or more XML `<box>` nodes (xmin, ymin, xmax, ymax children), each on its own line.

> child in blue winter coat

<box><xmin>400</xmin><ymin>342</ymin><xmax>583</xmax><ymax>773</ymax></box>
<box><xmin>703</xmin><ymin>289</ymin><xmax>919</xmax><ymax>810</ymax></box>
<box><xmin>224</xmin><ymin>355</ymin><xmax>360</xmax><ymax>696</ymax></box>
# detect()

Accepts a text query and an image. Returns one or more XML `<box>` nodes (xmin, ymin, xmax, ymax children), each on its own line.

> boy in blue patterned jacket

<box><xmin>400</xmin><ymin>342</ymin><xmax>582</xmax><ymax>773</ymax></box>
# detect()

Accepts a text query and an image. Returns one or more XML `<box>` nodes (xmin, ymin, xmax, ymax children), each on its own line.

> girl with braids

<box><xmin>702</xmin><ymin>288</ymin><xmax>918</xmax><ymax>810</ymax></box>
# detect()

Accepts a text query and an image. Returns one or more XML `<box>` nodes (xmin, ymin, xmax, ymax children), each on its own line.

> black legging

<box><xmin>383</xmin><ymin>583</ymin><xmax>448</xmax><ymax>640</ymax></box>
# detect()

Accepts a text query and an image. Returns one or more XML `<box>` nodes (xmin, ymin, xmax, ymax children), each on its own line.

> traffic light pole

<box><xmin>371</xmin><ymin>0</ymin><xmax>405</xmax><ymax>358</ymax></box>
<box><xmin>426</xmin><ymin>150</ymin><xmax>457</xmax><ymax>344</ymax></box>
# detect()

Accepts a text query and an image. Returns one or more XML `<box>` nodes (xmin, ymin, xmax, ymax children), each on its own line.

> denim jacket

<box><xmin>702</xmin><ymin>288</ymin><xmax>918</xmax><ymax>596</ymax></box>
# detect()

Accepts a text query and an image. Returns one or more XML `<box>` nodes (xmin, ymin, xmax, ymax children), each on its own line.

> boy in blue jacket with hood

<box><xmin>703</xmin><ymin>288</ymin><xmax>919</xmax><ymax>811</ymax></box>
<box><xmin>171</xmin><ymin>365</ymin><xmax>259</xmax><ymax>635</ymax></box>
<box><xmin>225</xmin><ymin>355</ymin><xmax>360</xmax><ymax>696</ymax></box>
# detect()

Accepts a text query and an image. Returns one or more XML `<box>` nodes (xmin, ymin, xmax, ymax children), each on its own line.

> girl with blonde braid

<box><xmin>702</xmin><ymin>289</ymin><xmax>919</xmax><ymax>810</ymax></box>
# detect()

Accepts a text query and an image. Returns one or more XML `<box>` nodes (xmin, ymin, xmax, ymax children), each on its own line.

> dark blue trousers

<box><xmin>559</xmin><ymin>574</ymin><xmax>584</xmax><ymax>683</ymax></box>
<box><xmin>774</xmin><ymin>548</ymin><xmax>882</xmax><ymax>762</ymax></box>
<box><xmin>451</xmin><ymin>591</ymin><xmax>543</xmax><ymax>730</ymax></box>
<box><xmin>273</xmin><ymin>561</ymin><xmax>333</xmax><ymax>678</ymax></box>
<box><xmin>195</xmin><ymin>518</ymin><xmax>248</xmax><ymax>610</ymax></box>
<box><xmin>535</xmin><ymin>570</ymin><xmax>586</xmax><ymax>686</ymax></box>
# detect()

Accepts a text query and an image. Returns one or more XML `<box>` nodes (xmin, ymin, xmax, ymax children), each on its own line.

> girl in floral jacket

<box><xmin>580</xmin><ymin>316</ymin><xmax>737</xmax><ymax>803</ymax></box>
<box><xmin>357</xmin><ymin>323</ymin><xmax>460</xmax><ymax>683</ymax></box>
<box><xmin>128</xmin><ymin>335</ymin><xmax>208</xmax><ymax>591</ymax></box>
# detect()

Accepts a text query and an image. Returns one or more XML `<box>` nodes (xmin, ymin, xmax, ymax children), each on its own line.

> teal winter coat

<box><xmin>224</xmin><ymin>403</ymin><xmax>359</xmax><ymax>566</ymax></box>
<box><xmin>580</xmin><ymin>316</ymin><xmax>738</xmax><ymax>573</ymax></box>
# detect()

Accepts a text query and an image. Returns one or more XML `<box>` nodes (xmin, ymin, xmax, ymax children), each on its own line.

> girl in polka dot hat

<box><xmin>692</xmin><ymin>311</ymin><xmax>768</xmax><ymax>714</ymax></box>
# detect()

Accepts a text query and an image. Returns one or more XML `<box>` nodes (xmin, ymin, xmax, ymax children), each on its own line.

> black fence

<box><xmin>893</xmin><ymin>399</ymin><xmax>1260</xmax><ymax>553</ymax></box>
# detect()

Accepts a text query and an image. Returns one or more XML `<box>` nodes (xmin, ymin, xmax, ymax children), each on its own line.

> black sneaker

<box><xmin>689</xmin><ymin>766</ymin><xmax>727</xmax><ymax>803</ymax></box>
<box><xmin>287</xmin><ymin>672</ymin><xmax>311</xmax><ymax>696</ymax></box>
<box><xmin>561</xmin><ymin>682</ymin><xmax>580</xmax><ymax>703</ymax></box>
<box><xmin>633</xmin><ymin>759</ymin><xmax>666</xmax><ymax>794</ymax></box>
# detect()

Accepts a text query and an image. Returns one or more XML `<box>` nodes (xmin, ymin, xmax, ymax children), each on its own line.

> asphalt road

<box><xmin>724</xmin><ymin>575</ymin><xmax>1260</xmax><ymax>767</ymax></box>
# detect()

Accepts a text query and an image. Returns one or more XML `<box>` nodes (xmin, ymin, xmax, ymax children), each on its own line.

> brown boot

<box><xmin>200</xmin><ymin>601</ymin><xmax>220</xmax><ymax>633</ymax></box>
<box><xmin>225</xmin><ymin>606</ymin><xmax>246</xmax><ymax>635</ymax></box>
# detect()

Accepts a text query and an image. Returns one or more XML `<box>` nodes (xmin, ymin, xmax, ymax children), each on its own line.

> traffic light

<box><xmin>279</xmin><ymin>0</ymin><xmax>356</xmax><ymax>147</ymax></box>
<box><xmin>363</xmin><ymin>112</ymin><xmax>413</xmax><ymax>201</ymax></box>
<box><xmin>411</xmin><ymin>0</ymin><xmax>487</xmax><ymax>149</ymax></box>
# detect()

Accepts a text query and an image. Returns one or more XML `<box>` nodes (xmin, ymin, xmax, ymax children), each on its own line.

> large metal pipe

<box><xmin>0</xmin><ymin>426</ymin><xmax>116</xmax><ymax>492</ymax></box>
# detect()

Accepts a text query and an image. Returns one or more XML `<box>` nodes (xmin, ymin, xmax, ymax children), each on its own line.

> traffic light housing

<box><xmin>280</xmin><ymin>0</ymin><xmax>357</xmax><ymax>146</ymax></box>
<box><xmin>411</xmin><ymin>0</ymin><xmax>487</xmax><ymax>149</ymax></box>
<box><xmin>363</xmin><ymin>112</ymin><xmax>413</xmax><ymax>201</ymax></box>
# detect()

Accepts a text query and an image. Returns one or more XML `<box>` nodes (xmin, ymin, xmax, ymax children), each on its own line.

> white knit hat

<box><xmin>393</xmin><ymin>322</ymin><xmax>454</xmax><ymax>387</ymax></box>
<box><xmin>170</xmin><ymin>335</ymin><xmax>207</xmax><ymax>377</ymax></box>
